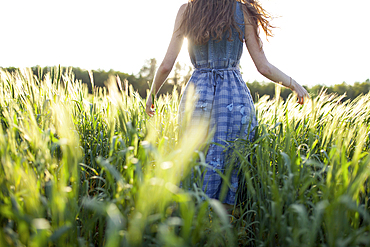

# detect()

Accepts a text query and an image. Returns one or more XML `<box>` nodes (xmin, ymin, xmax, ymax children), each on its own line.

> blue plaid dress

<box><xmin>178</xmin><ymin>2</ymin><xmax>257</xmax><ymax>205</ymax></box>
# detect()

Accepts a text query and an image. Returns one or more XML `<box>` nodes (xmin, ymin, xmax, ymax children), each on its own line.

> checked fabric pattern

<box><xmin>178</xmin><ymin>67</ymin><xmax>257</xmax><ymax>204</ymax></box>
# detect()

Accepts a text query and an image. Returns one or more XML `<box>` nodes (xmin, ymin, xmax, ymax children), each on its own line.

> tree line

<box><xmin>2</xmin><ymin>59</ymin><xmax>369</xmax><ymax>102</ymax></box>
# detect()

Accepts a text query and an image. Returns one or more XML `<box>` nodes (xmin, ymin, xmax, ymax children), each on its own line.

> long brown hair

<box><xmin>179</xmin><ymin>0</ymin><xmax>274</xmax><ymax>46</ymax></box>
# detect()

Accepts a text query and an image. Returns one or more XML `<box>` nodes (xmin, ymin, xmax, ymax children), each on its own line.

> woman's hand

<box><xmin>145</xmin><ymin>97</ymin><xmax>155</xmax><ymax>117</ymax></box>
<box><xmin>290</xmin><ymin>79</ymin><xmax>309</xmax><ymax>105</ymax></box>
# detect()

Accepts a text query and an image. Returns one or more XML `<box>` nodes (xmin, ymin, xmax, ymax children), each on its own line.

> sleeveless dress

<box><xmin>178</xmin><ymin>1</ymin><xmax>257</xmax><ymax>205</ymax></box>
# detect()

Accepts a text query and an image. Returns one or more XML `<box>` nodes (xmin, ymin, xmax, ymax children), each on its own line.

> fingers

<box><xmin>293</xmin><ymin>83</ymin><xmax>309</xmax><ymax>105</ymax></box>
<box><xmin>145</xmin><ymin>97</ymin><xmax>155</xmax><ymax>117</ymax></box>
<box><xmin>296</xmin><ymin>89</ymin><xmax>308</xmax><ymax>104</ymax></box>
<box><xmin>297</xmin><ymin>91</ymin><xmax>308</xmax><ymax>104</ymax></box>
<box><xmin>146</xmin><ymin>109</ymin><xmax>155</xmax><ymax>117</ymax></box>
<box><xmin>147</xmin><ymin>110</ymin><xmax>155</xmax><ymax>117</ymax></box>
<box><xmin>145</xmin><ymin>102</ymin><xmax>156</xmax><ymax>117</ymax></box>
<box><xmin>145</xmin><ymin>106</ymin><xmax>155</xmax><ymax>117</ymax></box>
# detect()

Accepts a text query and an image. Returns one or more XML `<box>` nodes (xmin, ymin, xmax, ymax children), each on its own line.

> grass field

<box><xmin>0</xmin><ymin>67</ymin><xmax>369</xmax><ymax>247</ymax></box>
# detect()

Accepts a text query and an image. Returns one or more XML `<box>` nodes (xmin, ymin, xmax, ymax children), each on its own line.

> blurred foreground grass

<box><xmin>0</xmin><ymin>67</ymin><xmax>369</xmax><ymax>247</ymax></box>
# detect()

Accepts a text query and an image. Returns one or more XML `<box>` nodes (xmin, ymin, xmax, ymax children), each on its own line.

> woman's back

<box><xmin>188</xmin><ymin>1</ymin><xmax>245</xmax><ymax>69</ymax></box>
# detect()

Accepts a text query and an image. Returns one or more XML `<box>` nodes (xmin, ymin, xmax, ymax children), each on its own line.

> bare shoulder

<box><xmin>179</xmin><ymin>3</ymin><xmax>188</xmax><ymax>14</ymax></box>
<box><xmin>240</xmin><ymin>3</ymin><xmax>253</xmax><ymax>25</ymax></box>
<box><xmin>174</xmin><ymin>3</ymin><xmax>187</xmax><ymax>22</ymax></box>
<box><xmin>172</xmin><ymin>3</ymin><xmax>188</xmax><ymax>34</ymax></box>
<box><xmin>180</xmin><ymin>3</ymin><xmax>188</xmax><ymax>9</ymax></box>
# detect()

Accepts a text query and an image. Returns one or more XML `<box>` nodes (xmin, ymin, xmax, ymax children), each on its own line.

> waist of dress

<box><xmin>192</xmin><ymin>58</ymin><xmax>240</xmax><ymax>69</ymax></box>
<box><xmin>194</xmin><ymin>67</ymin><xmax>239</xmax><ymax>73</ymax></box>
<box><xmin>193</xmin><ymin>66</ymin><xmax>240</xmax><ymax>87</ymax></box>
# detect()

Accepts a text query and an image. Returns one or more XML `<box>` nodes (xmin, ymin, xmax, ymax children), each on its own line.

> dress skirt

<box><xmin>178</xmin><ymin>66</ymin><xmax>257</xmax><ymax>205</ymax></box>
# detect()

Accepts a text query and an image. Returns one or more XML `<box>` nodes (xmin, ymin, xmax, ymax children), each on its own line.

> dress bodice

<box><xmin>188</xmin><ymin>1</ymin><xmax>245</xmax><ymax>69</ymax></box>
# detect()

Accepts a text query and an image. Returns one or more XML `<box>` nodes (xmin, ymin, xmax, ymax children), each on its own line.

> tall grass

<box><xmin>0</xmin><ymin>67</ymin><xmax>369</xmax><ymax>246</ymax></box>
<box><xmin>235</xmin><ymin>89</ymin><xmax>370</xmax><ymax>246</ymax></box>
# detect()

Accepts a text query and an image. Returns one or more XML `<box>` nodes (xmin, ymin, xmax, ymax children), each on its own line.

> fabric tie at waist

<box><xmin>195</xmin><ymin>67</ymin><xmax>239</xmax><ymax>87</ymax></box>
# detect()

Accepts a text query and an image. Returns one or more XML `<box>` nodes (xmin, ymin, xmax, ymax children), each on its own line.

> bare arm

<box><xmin>244</xmin><ymin>14</ymin><xmax>309</xmax><ymax>104</ymax></box>
<box><xmin>146</xmin><ymin>4</ymin><xmax>186</xmax><ymax>117</ymax></box>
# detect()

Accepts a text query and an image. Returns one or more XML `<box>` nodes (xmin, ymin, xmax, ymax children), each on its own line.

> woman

<box><xmin>146</xmin><ymin>0</ymin><xmax>308</xmax><ymax>207</ymax></box>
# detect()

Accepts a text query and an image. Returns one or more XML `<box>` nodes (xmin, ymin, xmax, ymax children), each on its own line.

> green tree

<box><xmin>139</xmin><ymin>58</ymin><xmax>157</xmax><ymax>81</ymax></box>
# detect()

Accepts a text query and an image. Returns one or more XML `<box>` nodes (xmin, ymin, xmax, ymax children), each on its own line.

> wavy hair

<box><xmin>179</xmin><ymin>0</ymin><xmax>274</xmax><ymax>46</ymax></box>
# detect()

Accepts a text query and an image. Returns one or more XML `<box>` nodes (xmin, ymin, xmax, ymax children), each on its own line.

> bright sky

<box><xmin>0</xmin><ymin>0</ymin><xmax>369</xmax><ymax>86</ymax></box>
